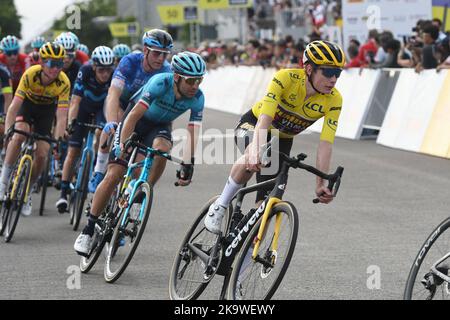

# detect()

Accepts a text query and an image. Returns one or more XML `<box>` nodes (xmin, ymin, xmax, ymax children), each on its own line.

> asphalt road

<box><xmin>0</xmin><ymin>108</ymin><xmax>449</xmax><ymax>300</ymax></box>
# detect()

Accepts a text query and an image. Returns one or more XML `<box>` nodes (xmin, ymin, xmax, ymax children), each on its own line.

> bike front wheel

<box><xmin>227</xmin><ymin>201</ymin><xmax>299</xmax><ymax>300</ymax></box>
<box><xmin>404</xmin><ymin>217</ymin><xmax>450</xmax><ymax>300</ymax></box>
<box><xmin>4</xmin><ymin>159</ymin><xmax>31</xmax><ymax>243</ymax></box>
<box><xmin>104</xmin><ymin>182</ymin><xmax>153</xmax><ymax>283</ymax></box>
<box><xmin>72</xmin><ymin>153</ymin><xmax>91</xmax><ymax>231</ymax></box>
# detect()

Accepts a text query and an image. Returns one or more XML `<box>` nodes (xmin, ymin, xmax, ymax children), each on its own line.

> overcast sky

<box><xmin>15</xmin><ymin>0</ymin><xmax>77</xmax><ymax>44</ymax></box>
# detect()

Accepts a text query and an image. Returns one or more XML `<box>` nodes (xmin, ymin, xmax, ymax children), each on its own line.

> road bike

<box><xmin>404</xmin><ymin>217</ymin><xmax>450</xmax><ymax>300</ymax></box>
<box><xmin>0</xmin><ymin>128</ymin><xmax>56</xmax><ymax>242</ymax></box>
<box><xmin>79</xmin><ymin>133</ymin><xmax>183</xmax><ymax>284</ymax></box>
<box><xmin>169</xmin><ymin>144</ymin><xmax>344</xmax><ymax>300</ymax></box>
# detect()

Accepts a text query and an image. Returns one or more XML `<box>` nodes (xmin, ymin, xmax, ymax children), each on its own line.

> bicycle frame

<box><xmin>215</xmin><ymin>162</ymin><xmax>291</xmax><ymax>277</ymax></box>
<box><xmin>74</xmin><ymin>129</ymin><xmax>96</xmax><ymax>192</ymax></box>
<box><xmin>118</xmin><ymin>146</ymin><xmax>164</xmax><ymax>227</ymax></box>
<box><xmin>10</xmin><ymin>152</ymin><xmax>33</xmax><ymax>202</ymax></box>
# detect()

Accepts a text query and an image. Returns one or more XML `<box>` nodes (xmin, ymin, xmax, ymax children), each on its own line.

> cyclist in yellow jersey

<box><xmin>205</xmin><ymin>40</ymin><xmax>345</xmax><ymax>234</ymax></box>
<box><xmin>0</xmin><ymin>42</ymin><xmax>70</xmax><ymax>216</ymax></box>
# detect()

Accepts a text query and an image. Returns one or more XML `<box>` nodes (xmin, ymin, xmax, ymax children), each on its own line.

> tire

<box><xmin>0</xmin><ymin>199</ymin><xmax>10</xmax><ymax>236</ymax></box>
<box><xmin>80</xmin><ymin>185</ymin><xmax>121</xmax><ymax>274</ymax></box>
<box><xmin>39</xmin><ymin>152</ymin><xmax>51</xmax><ymax>216</ymax></box>
<box><xmin>404</xmin><ymin>217</ymin><xmax>450</xmax><ymax>300</ymax></box>
<box><xmin>104</xmin><ymin>182</ymin><xmax>153</xmax><ymax>283</ymax></box>
<box><xmin>227</xmin><ymin>201</ymin><xmax>299</xmax><ymax>300</ymax></box>
<box><xmin>72</xmin><ymin>153</ymin><xmax>90</xmax><ymax>231</ymax></box>
<box><xmin>169</xmin><ymin>196</ymin><xmax>232</xmax><ymax>300</ymax></box>
<box><xmin>5</xmin><ymin>159</ymin><xmax>32</xmax><ymax>243</ymax></box>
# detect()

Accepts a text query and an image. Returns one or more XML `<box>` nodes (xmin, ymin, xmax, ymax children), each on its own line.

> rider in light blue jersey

<box><xmin>74</xmin><ymin>51</ymin><xmax>207</xmax><ymax>256</ymax></box>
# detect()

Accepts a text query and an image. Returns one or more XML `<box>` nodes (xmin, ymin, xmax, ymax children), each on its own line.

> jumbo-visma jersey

<box><xmin>251</xmin><ymin>69</ymin><xmax>342</xmax><ymax>143</ymax></box>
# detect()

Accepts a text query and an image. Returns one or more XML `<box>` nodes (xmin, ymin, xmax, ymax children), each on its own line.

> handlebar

<box><xmin>263</xmin><ymin>137</ymin><xmax>344</xmax><ymax>204</ymax></box>
<box><xmin>76</xmin><ymin>122</ymin><xmax>104</xmax><ymax>131</ymax></box>
<box><xmin>9</xmin><ymin>128</ymin><xmax>58</xmax><ymax>145</ymax></box>
<box><xmin>123</xmin><ymin>132</ymin><xmax>184</xmax><ymax>165</ymax></box>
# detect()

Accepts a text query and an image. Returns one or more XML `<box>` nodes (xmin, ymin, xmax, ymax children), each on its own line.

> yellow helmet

<box><xmin>303</xmin><ymin>40</ymin><xmax>345</xmax><ymax>68</ymax></box>
<box><xmin>39</xmin><ymin>42</ymin><xmax>66</xmax><ymax>60</ymax></box>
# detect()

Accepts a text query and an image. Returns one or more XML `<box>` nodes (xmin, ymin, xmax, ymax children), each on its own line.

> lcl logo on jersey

<box><xmin>327</xmin><ymin>119</ymin><xmax>338</xmax><ymax>131</ymax></box>
<box><xmin>303</xmin><ymin>102</ymin><xmax>325</xmax><ymax>117</ymax></box>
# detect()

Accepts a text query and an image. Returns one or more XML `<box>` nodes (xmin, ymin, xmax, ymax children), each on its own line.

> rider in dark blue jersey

<box><xmin>56</xmin><ymin>46</ymin><xmax>115</xmax><ymax>213</ymax></box>
<box><xmin>88</xmin><ymin>29</ymin><xmax>174</xmax><ymax>193</ymax></box>
<box><xmin>74</xmin><ymin>51</ymin><xmax>207</xmax><ymax>256</ymax></box>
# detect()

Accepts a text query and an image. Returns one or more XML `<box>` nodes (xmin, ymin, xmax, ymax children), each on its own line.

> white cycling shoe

<box><xmin>204</xmin><ymin>201</ymin><xmax>227</xmax><ymax>234</ymax></box>
<box><xmin>74</xmin><ymin>233</ymin><xmax>93</xmax><ymax>257</ymax></box>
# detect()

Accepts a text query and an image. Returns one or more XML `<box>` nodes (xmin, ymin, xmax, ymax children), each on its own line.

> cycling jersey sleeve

<box><xmin>72</xmin><ymin>68</ymin><xmax>85</xmax><ymax>97</ymax></box>
<box><xmin>189</xmin><ymin>92</ymin><xmax>205</xmax><ymax>125</ymax></box>
<box><xmin>320</xmin><ymin>96</ymin><xmax>342</xmax><ymax>144</ymax></box>
<box><xmin>258</xmin><ymin>69</ymin><xmax>292</xmax><ymax>119</ymax></box>
<box><xmin>57</xmin><ymin>73</ymin><xmax>71</xmax><ymax>108</ymax></box>
<box><xmin>15</xmin><ymin>72</ymin><xmax>28</xmax><ymax>100</ymax></box>
<box><xmin>138</xmin><ymin>76</ymin><xmax>169</xmax><ymax>109</ymax></box>
<box><xmin>111</xmin><ymin>55</ymin><xmax>132</xmax><ymax>89</ymax></box>
<box><xmin>0</xmin><ymin>67</ymin><xmax>12</xmax><ymax>95</ymax></box>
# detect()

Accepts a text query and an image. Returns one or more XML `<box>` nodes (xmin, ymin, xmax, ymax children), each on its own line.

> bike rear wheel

<box><xmin>5</xmin><ymin>159</ymin><xmax>31</xmax><ymax>243</ymax></box>
<box><xmin>104</xmin><ymin>182</ymin><xmax>153</xmax><ymax>283</ymax></box>
<box><xmin>72</xmin><ymin>153</ymin><xmax>90</xmax><ymax>231</ymax></box>
<box><xmin>169</xmin><ymin>196</ymin><xmax>231</xmax><ymax>300</ymax></box>
<box><xmin>227</xmin><ymin>201</ymin><xmax>299</xmax><ymax>300</ymax></box>
<box><xmin>404</xmin><ymin>217</ymin><xmax>450</xmax><ymax>300</ymax></box>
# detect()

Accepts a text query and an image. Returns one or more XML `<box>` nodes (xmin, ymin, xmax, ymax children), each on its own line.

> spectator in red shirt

<box><xmin>0</xmin><ymin>35</ymin><xmax>28</xmax><ymax>93</ymax></box>
<box><xmin>345</xmin><ymin>43</ymin><xmax>361</xmax><ymax>68</ymax></box>
<box><xmin>357</xmin><ymin>29</ymin><xmax>379</xmax><ymax>67</ymax></box>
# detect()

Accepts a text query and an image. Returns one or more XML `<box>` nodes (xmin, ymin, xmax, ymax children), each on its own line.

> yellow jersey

<box><xmin>15</xmin><ymin>65</ymin><xmax>70</xmax><ymax>108</ymax></box>
<box><xmin>251</xmin><ymin>68</ymin><xmax>342</xmax><ymax>143</ymax></box>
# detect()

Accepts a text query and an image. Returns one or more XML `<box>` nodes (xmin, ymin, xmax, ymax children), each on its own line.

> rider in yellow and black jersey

<box><xmin>15</xmin><ymin>64</ymin><xmax>70</xmax><ymax>108</ymax></box>
<box><xmin>251</xmin><ymin>68</ymin><xmax>342</xmax><ymax>143</ymax></box>
<box><xmin>205</xmin><ymin>40</ymin><xmax>346</xmax><ymax>234</ymax></box>
<box><xmin>0</xmin><ymin>42</ymin><xmax>70</xmax><ymax>216</ymax></box>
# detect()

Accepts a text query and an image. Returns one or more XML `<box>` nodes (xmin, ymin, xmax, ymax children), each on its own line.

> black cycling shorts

<box><xmin>109</xmin><ymin>117</ymin><xmax>173</xmax><ymax>167</ymax></box>
<box><xmin>235</xmin><ymin>109</ymin><xmax>294</xmax><ymax>203</ymax></box>
<box><xmin>15</xmin><ymin>98</ymin><xmax>57</xmax><ymax>138</ymax></box>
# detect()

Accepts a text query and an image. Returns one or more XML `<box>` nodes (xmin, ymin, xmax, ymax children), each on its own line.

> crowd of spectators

<box><xmin>196</xmin><ymin>2</ymin><xmax>450</xmax><ymax>74</ymax></box>
<box><xmin>345</xmin><ymin>18</ymin><xmax>450</xmax><ymax>72</ymax></box>
<box><xmin>196</xmin><ymin>36</ymin><xmax>307</xmax><ymax>70</ymax></box>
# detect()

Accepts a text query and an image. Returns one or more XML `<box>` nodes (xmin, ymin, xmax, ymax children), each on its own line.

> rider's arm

<box><xmin>68</xmin><ymin>95</ymin><xmax>82</xmax><ymax>124</ymax></box>
<box><xmin>5</xmin><ymin>96</ymin><xmax>24</xmax><ymax>134</ymax></box>
<box><xmin>315</xmin><ymin>140</ymin><xmax>333</xmax><ymax>204</ymax></box>
<box><xmin>54</xmin><ymin>78</ymin><xmax>71</xmax><ymax>140</ymax></box>
<box><xmin>119</xmin><ymin>102</ymin><xmax>146</xmax><ymax>146</ymax></box>
<box><xmin>315</xmin><ymin>98</ymin><xmax>342</xmax><ymax>204</ymax></box>
<box><xmin>105</xmin><ymin>84</ymin><xmax>123</xmax><ymax>123</ymax></box>
<box><xmin>247</xmin><ymin>114</ymin><xmax>273</xmax><ymax>172</ymax></box>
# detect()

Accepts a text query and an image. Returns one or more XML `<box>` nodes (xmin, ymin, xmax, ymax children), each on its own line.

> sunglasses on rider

<box><xmin>44</xmin><ymin>59</ymin><xmax>64</xmax><ymax>69</ymax></box>
<box><xmin>5</xmin><ymin>50</ymin><xmax>19</xmax><ymax>56</ymax></box>
<box><xmin>179</xmin><ymin>75</ymin><xmax>203</xmax><ymax>86</ymax></box>
<box><xmin>66</xmin><ymin>52</ymin><xmax>76</xmax><ymax>59</ymax></box>
<box><xmin>147</xmin><ymin>47</ymin><xmax>170</xmax><ymax>58</ymax></box>
<box><xmin>96</xmin><ymin>66</ymin><xmax>115</xmax><ymax>73</ymax></box>
<box><xmin>319</xmin><ymin>67</ymin><xmax>343</xmax><ymax>79</ymax></box>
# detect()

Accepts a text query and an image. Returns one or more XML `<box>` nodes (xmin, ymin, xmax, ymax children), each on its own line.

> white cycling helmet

<box><xmin>91</xmin><ymin>46</ymin><xmax>115</xmax><ymax>67</ymax></box>
<box><xmin>55</xmin><ymin>33</ymin><xmax>77</xmax><ymax>53</ymax></box>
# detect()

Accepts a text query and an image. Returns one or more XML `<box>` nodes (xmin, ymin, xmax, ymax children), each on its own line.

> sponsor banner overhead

<box><xmin>198</xmin><ymin>0</ymin><xmax>253</xmax><ymax>9</ymax></box>
<box><xmin>342</xmin><ymin>0</ymin><xmax>432</xmax><ymax>52</ymax></box>
<box><xmin>157</xmin><ymin>5</ymin><xmax>199</xmax><ymax>25</ymax></box>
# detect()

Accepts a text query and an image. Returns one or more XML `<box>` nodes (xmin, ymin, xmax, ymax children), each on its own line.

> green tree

<box><xmin>0</xmin><ymin>0</ymin><xmax>22</xmax><ymax>37</ymax></box>
<box><xmin>52</xmin><ymin>0</ymin><xmax>117</xmax><ymax>49</ymax></box>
